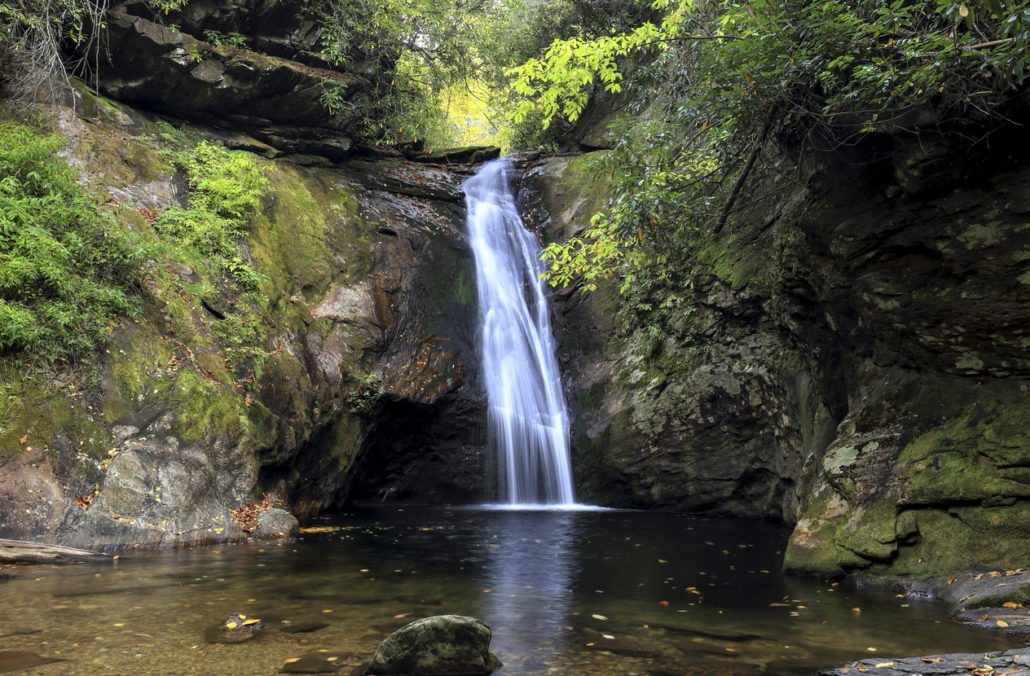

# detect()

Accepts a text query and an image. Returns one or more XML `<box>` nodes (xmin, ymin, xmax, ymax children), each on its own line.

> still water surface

<box><xmin>0</xmin><ymin>508</ymin><xmax>1018</xmax><ymax>674</ymax></box>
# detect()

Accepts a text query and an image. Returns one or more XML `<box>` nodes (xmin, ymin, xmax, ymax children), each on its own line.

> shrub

<box><xmin>0</xmin><ymin>122</ymin><xmax>145</xmax><ymax>360</ymax></box>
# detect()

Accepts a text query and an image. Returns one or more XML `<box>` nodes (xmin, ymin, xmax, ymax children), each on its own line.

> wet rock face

<box><xmin>521</xmin><ymin>116</ymin><xmax>1030</xmax><ymax>576</ymax></box>
<box><xmin>368</xmin><ymin>615</ymin><xmax>502</xmax><ymax>675</ymax></box>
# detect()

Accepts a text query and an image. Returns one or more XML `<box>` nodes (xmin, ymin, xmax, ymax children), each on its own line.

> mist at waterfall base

<box><xmin>464</xmin><ymin>158</ymin><xmax>576</xmax><ymax>507</ymax></box>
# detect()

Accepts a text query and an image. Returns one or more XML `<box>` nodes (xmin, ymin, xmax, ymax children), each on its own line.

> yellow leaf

<box><xmin>242</xmin><ymin>619</ymin><xmax>261</xmax><ymax>626</ymax></box>
<box><xmin>857</xmin><ymin>664</ymin><xmax>869</xmax><ymax>673</ymax></box>
<box><xmin>959</xmin><ymin>4</ymin><xmax>969</xmax><ymax>17</ymax></box>
<box><xmin>875</xmin><ymin>663</ymin><xmax>896</xmax><ymax>668</ymax></box>
<box><xmin>225</xmin><ymin>621</ymin><xmax>238</xmax><ymax>629</ymax></box>
<box><xmin>591</xmin><ymin>614</ymin><xmax>608</xmax><ymax>621</ymax></box>
<box><xmin>996</xmin><ymin>620</ymin><xmax>1009</xmax><ymax>627</ymax></box>
<box><xmin>1003</xmin><ymin>601</ymin><xmax>1022</xmax><ymax>609</ymax></box>
<box><xmin>284</xmin><ymin>658</ymin><xmax>301</xmax><ymax>664</ymax></box>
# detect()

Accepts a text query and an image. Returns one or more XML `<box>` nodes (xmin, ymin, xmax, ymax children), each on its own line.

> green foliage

<box><xmin>0</xmin><ymin>122</ymin><xmax>145</xmax><ymax>360</ymax></box>
<box><xmin>344</xmin><ymin>371</ymin><xmax>382</xmax><ymax>415</ymax></box>
<box><xmin>155</xmin><ymin>141</ymin><xmax>268</xmax><ymax>288</ymax></box>
<box><xmin>201</xmin><ymin>29</ymin><xmax>247</xmax><ymax>48</ymax></box>
<box><xmin>527</xmin><ymin>0</ymin><xmax>1030</xmax><ymax>292</ymax></box>
<box><xmin>315</xmin><ymin>0</ymin><xmax>517</xmax><ymax>146</ymax></box>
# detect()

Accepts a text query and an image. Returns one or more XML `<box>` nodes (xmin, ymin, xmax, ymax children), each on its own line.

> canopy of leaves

<box><xmin>0</xmin><ymin>122</ymin><xmax>146</xmax><ymax>360</ymax></box>
<box><xmin>521</xmin><ymin>0</ymin><xmax>1029</xmax><ymax>296</ymax></box>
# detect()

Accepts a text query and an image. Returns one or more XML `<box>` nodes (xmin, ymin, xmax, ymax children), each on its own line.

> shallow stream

<box><xmin>0</xmin><ymin>508</ymin><xmax>1018</xmax><ymax>674</ymax></box>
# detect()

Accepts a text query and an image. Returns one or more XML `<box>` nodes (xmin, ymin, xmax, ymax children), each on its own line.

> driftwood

<box><xmin>0</xmin><ymin>539</ymin><xmax>110</xmax><ymax>564</ymax></box>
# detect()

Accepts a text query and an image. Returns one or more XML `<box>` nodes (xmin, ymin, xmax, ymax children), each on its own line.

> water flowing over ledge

<box><xmin>463</xmin><ymin>158</ymin><xmax>576</xmax><ymax>506</ymax></box>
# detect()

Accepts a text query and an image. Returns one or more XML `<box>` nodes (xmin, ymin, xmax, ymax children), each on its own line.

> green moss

<box><xmin>889</xmin><ymin>503</ymin><xmax>1030</xmax><ymax>576</ymax></box>
<box><xmin>168</xmin><ymin>369</ymin><xmax>246</xmax><ymax>445</ymax></box>
<box><xmin>0</xmin><ymin>364</ymin><xmax>110</xmax><ymax>469</ymax></box>
<box><xmin>101</xmin><ymin>322</ymin><xmax>176</xmax><ymax>425</ymax></box>
<box><xmin>899</xmin><ymin>401</ymin><xmax>1030</xmax><ymax>504</ymax></box>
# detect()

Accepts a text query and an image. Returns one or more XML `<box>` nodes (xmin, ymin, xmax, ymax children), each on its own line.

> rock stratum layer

<box><xmin>519</xmin><ymin>114</ymin><xmax>1030</xmax><ymax>579</ymax></box>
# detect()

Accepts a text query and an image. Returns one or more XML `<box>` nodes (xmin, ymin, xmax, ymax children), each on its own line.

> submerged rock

<box><xmin>252</xmin><ymin>509</ymin><xmax>299</xmax><ymax>540</ymax></box>
<box><xmin>0</xmin><ymin>651</ymin><xmax>64</xmax><ymax>672</ymax></box>
<box><xmin>820</xmin><ymin>647</ymin><xmax>1030</xmax><ymax>675</ymax></box>
<box><xmin>367</xmin><ymin>615</ymin><xmax>502</xmax><ymax>675</ymax></box>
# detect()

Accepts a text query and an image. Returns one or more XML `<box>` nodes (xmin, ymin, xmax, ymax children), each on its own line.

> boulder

<box><xmin>367</xmin><ymin>615</ymin><xmax>502</xmax><ymax>675</ymax></box>
<box><xmin>252</xmin><ymin>508</ymin><xmax>299</xmax><ymax>539</ymax></box>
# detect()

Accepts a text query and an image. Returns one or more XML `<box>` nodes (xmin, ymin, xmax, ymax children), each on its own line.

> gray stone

<box><xmin>252</xmin><ymin>509</ymin><xmax>299</xmax><ymax>540</ymax></box>
<box><xmin>368</xmin><ymin>615</ymin><xmax>502</xmax><ymax>675</ymax></box>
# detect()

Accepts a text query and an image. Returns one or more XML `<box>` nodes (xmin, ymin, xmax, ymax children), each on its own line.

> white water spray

<box><xmin>464</xmin><ymin>158</ymin><xmax>576</xmax><ymax>506</ymax></box>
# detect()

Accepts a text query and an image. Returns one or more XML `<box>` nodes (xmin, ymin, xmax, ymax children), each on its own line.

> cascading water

<box><xmin>464</xmin><ymin>158</ymin><xmax>576</xmax><ymax>506</ymax></box>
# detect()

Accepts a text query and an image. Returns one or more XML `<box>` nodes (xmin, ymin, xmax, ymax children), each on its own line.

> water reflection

<box><xmin>478</xmin><ymin>510</ymin><xmax>579</xmax><ymax>671</ymax></box>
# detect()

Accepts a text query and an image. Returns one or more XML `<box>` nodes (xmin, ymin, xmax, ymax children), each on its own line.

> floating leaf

<box><xmin>1002</xmin><ymin>601</ymin><xmax>1022</xmax><ymax>609</ymax></box>
<box><xmin>591</xmin><ymin>614</ymin><xmax>608</xmax><ymax>621</ymax></box>
<box><xmin>996</xmin><ymin>620</ymin><xmax>1009</xmax><ymax>627</ymax></box>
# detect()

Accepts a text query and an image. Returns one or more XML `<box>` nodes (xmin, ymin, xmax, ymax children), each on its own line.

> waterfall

<box><xmin>464</xmin><ymin>158</ymin><xmax>576</xmax><ymax>506</ymax></box>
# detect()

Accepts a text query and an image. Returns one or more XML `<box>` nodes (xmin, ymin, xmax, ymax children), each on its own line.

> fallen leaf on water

<box><xmin>299</xmin><ymin>526</ymin><xmax>336</xmax><ymax>534</ymax></box>
<box><xmin>393</xmin><ymin>613</ymin><xmax>410</xmax><ymax>619</ymax></box>
<box><xmin>601</xmin><ymin>633</ymin><xmax>615</xmax><ymax>640</ymax></box>
<box><xmin>658</xmin><ymin>601</ymin><xmax>670</xmax><ymax>607</ymax></box>
<box><xmin>866</xmin><ymin>647</ymin><xmax>877</xmax><ymax>652</ymax></box>
<box><xmin>591</xmin><ymin>614</ymin><xmax>608</xmax><ymax>621</ymax></box>
<box><xmin>113</xmin><ymin>623</ymin><xmax>125</xmax><ymax>628</ymax></box>
<box><xmin>321</xmin><ymin>609</ymin><xmax>333</xmax><ymax>614</ymax></box>
<box><xmin>851</xmin><ymin>607</ymin><xmax>861</xmax><ymax>613</ymax></box>
<box><xmin>1003</xmin><ymin>601</ymin><xmax>1023</xmax><ymax>609</ymax></box>
<box><xmin>874</xmin><ymin>662</ymin><xmax>896</xmax><ymax>668</ymax></box>
<box><xmin>225</xmin><ymin>622</ymin><xmax>238</xmax><ymax>630</ymax></box>
<box><xmin>769</xmin><ymin>603</ymin><xmax>790</xmax><ymax>607</ymax></box>
<box><xmin>284</xmin><ymin>658</ymin><xmax>301</xmax><ymax>664</ymax></box>
<box><xmin>242</xmin><ymin>619</ymin><xmax>261</xmax><ymax>626</ymax></box>
<box><xmin>687</xmin><ymin>587</ymin><xmax>701</xmax><ymax>595</ymax></box>
<box><xmin>996</xmin><ymin>620</ymin><xmax>1010</xmax><ymax>627</ymax></box>
<box><xmin>326</xmin><ymin>657</ymin><xmax>338</xmax><ymax>662</ymax></box>
<box><xmin>658</xmin><ymin>559</ymin><xmax>668</xmax><ymax>564</ymax></box>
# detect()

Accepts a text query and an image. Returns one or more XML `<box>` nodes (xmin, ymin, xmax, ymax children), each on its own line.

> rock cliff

<box><xmin>519</xmin><ymin>114</ymin><xmax>1030</xmax><ymax>578</ymax></box>
<box><xmin>0</xmin><ymin>87</ymin><xmax>487</xmax><ymax>548</ymax></box>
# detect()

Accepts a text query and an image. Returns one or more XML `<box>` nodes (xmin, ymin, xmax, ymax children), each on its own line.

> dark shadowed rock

<box><xmin>367</xmin><ymin>615</ymin><xmax>501</xmax><ymax>675</ymax></box>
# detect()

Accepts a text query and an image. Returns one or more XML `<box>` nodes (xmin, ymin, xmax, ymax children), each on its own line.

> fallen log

<box><xmin>0</xmin><ymin>539</ymin><xmax>110</xmax><ymax>564</ymax></box>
